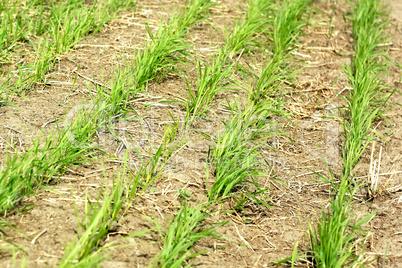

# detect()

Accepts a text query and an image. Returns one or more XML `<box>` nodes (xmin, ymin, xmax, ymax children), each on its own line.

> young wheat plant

<box><xmin>208</xmin><ymin>100</ymin><xmax>284</xmax><ymax>207</ymax></box>
<box><xmin>147</xmin><ymin>202</ymin><xmax>226</xmax><ymax>268</ymax></box>
<box><xmin>130</xmin><ymin>0</ymin><xmax>215</xmax><ymax>94</ymax></box>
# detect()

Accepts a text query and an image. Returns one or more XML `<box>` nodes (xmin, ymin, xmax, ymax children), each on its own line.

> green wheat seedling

<box><xmin>250</xmin><ymin>0</ymin><xmax>310</xmax><ymax>104</ymax></box>
<box><xmin>1</xmin><ymin>0</ymin><xmax>136</xmax><ymax>88</ymax></box>
<box><xmin>49</xmin><ymin>10</ymin><xmax>98</xmax><ymax>56</ymax></box>
<box><xmin>59</xmin><ymin>183</ymin><xmax>124</xmax><ymax>267</ymax></box>
<box><xmin>0</xmin><ymin>129</ymin><xmax>93</xmax><ymax>216</ymax></box>
<box><xmin>307</xmin><ymin>171</ymin><xmax>376</xmax><ymax>268</ymax></box>
<box><xmin>135</xmin><ymin>115</ymin><xmax>187</xmax><ymax>191</ymax></box>
<box><xmin>0</xmin><ymin>221</ymin><xmax>27</xmax><ymax>254</ymax></box>
<box><xmin>0</xmin><ymin>63</ymin><xmax>37</xmax><ymax>98</ymax></box>
<box><xmin>208</xmin><ymin>101</ymin><xmax>284</xmax><ymax>206</ymax></box>
<box><xmin>47</xmin><ymin>0</ymin><xmax>130</xmax><ymax>55</ymax></box>
<box><xmin>97</xmin><ymin>64</ymin><xmax>137</xmax><ymax>116</ymax></box>
<box><xmin>0</xmin><ymin>1</ymin><xmax>30</xmax><ymax>51</ymax></box>
<box><xmin>271</xmin><ymin>0</ymin><xmax>310</xmax><ymax>59</ymax></box>
<box><xmin>0</xmin><ymin>67</ymin><xmax>32</xmax><ymax>105</ymax></box>
<box><xmin>65</xmin><ymin>98</ymin><xmax>111</xmax><ymax>146</ymax></box>
<box><xmin>95</xmin><ymin>59</ymin><xmax>144</xmax><ymax>117</ymax></box>
<box><xmin>9</xmin><ymin>249</ymin><xmax>27</xmax><ymax>268</ymax></box>
<box><xmin>183</xmin><ymin>0</ymin><xmax>278</xmax><ymax>124</ymax></box>
<box><xmin>2</xmin><ymin>37</ymin><xmax>54</xmax><ymax>90</ymax></box>
<box><xmin>113</xmin><ymin>120</ymin><xmax>187</xmax><ymax>214</ymax></box>
<box><xmin>171</xmin><ymin>0</ymin><xmax>216</xmax><ymax>33</ymax></box>
<box><xmin>131</xmin><ymin>23</ymin><xmax>191</xmax><ymax>93</ymax></box>
<box><xmin>277</xmin><ymin>168</ymin><xmax>375</xmax><ymax>267</ymax></box>
<box><xmin>184</xmin><ymin>51</ymin><xmax>237</xmax><ymax>123</ymax></box>
<box><xmin>32</xmin><ymin>37</ymin><xmax>56</xmax><ymax>83</ymax></box>
<box><xmin>48</xmin><ymin>0</ymin><xmax>136</xmax><ymax>55</ymax></box>
<box><xmin>60</xmin><ymin>123</ymin><xmax>188</xmax><ymax>267</ymax></box>
<box><xmin>250</xmin><ymin>57</ymin><xmax>287</xmax><ymax>105</ymax></box>
<box><xmin>131</xmin><ymin>0</ymin><xmax>215</xmax><ymax>93</ymax></box>
<box><xmin>223</xmin><ymin>0</ymin><xmax>274</xmax><ymax>58</ymax></box>
<box><xmin>58</xmin><ymin>119</ymin><xmax>188</xmax><ymax>266</ymax></box>
<box><xmin>147</xmin><ymin>202</ymin><xmax>226</xmax><ymax>268</ymax></box>
<box><xmin>59</xmin><ymin>165</ymin><xmax>150</xmax><ymax>267</ymax></box>
<box><xmin>341</xmin><ymin>70</ymin><xmax>385</xmax><ymax>179</ymax></box>
<box><xmin>0</xmin><ymin>95</ymin><xmax>114</xmax><ymax>216</ymax></box>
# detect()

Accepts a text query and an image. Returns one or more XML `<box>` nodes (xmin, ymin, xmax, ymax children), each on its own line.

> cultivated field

<box><xmin>0</xmin><ymin>0</ymin><xmax>401</xmax><ymax>267</ymax></box>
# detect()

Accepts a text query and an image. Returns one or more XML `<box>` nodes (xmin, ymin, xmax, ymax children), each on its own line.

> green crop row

<box><xmin>307</xmin><ymin>0</ymin><xmax>391</xmax><ymax>267</ymax></box>
<box><xmin>0</xmin><ymin>0</ymin><xmax>136</xmax><ymax>102</ymax></box>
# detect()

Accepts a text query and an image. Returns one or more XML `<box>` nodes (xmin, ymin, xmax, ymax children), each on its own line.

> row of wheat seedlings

<box><xmin>58</xmin><ymin>1</ymin><xmax>219</xmax><ymax>262</ymax></box>
<box><xmin>0</xmin><ymin>0</ymin><xmax>134</xmax><ymax>52</ymax></box>
<box><xmin>182</xmin><ymin>0</ymin><xmax>277</xmax><ymax>123</ymax></box>
<box><xmin>0</xmin><ymin>0</ymin><xmax>177</xmax><ymax>258</ymax></box>
<box><xmin>0</xmin><ymin>0</ymin><xmax>181</xmax><ymax>218</ymax></box>
<box><xmin>56</xmin><ymin>0</ymin><xmax>221</xmax><ymax>265</ymax></box>
<box><xmin>0</xmin><ymin>89</ymin><xmax>188</xmax><ymax>264</ymax></box>
<box><xmin>96</xmin><ymin>0</ymin><xmax>217</xmax><ymax>117</ymax></box>
<box><xmin>58</xmin><ymin>163</ymin><xmax>147</xmax><ymax>267</ymax></box>
<box><xmin>0</xmin><ymin>0</ymin><xmax>112</xmax><ymax>209</ymax></box>
<box><xmin>207</xmin><ymin>0</ymin><xmax>313</xmax><ymax>209</ymax></box>
<box><xmin>251</xmin><ymin>0</ymin><xmax>310</xmax><ymax>104</ymax></box>
<box><xmin>58</xmin><ymin>117</ymin><xmax>188</xmax><ymax>266</ymax></box>
<box><xmin>206</xmin><ymin>0</ymin><xmax>310</xmax><ymax>207</ymax></box>
<box><xmin>144</xmin><ymin>0</ymin><xmax>288</xmax><ymax>266</ymax></box>
<box><xmin>143</xmin><ymin>0</ymin><xmax>310</xmax><ymax>265</ymax></box>
<box><xmin>152</xmin><ymin>0</ymin><xmax>311</xmax><ymax>265</ymax></box>
<box><xmin>306</xmin><ymin>0</ymin><xmax>391</xmax><ymax>267</ymax></box>
<box><xmin>0</xmin><ymin>0</ymin><xmax>136</xmax><ymax>100</ymax></box>
<box><xmin>3</xmin><ymin>116</ymin><xmax>187</xmax><ymax>266</ymax></box>
<box><xmin>0</xmin><ymin>105</ymin><xmax>105</xmax><ymax>216</ymax></box>
<box><xmin>0</xmin><ymin>102</ymin><xmax>108</xmax><ymax>257</ymax></box>
<box><xmin>181</xmin><ymin>0</ymin><xmax>311</xmax><ymax>213</ymax></box>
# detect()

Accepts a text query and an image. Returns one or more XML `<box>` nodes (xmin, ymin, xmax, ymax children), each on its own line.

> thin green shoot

<box><xmin>59</xmin><ymin>162</ymin><xmax>150</xmax><ymax>267</ymax></box>
<box><xmin>0</xmin><ymin>94</ymin><xmax>114</xmax><ymax>216</ymax></box>
<box><xmin>130</xmin><ymin>0</ymin><xmax>215</xmax><ymax>93</ymax></box>
<box><xmin>250</xmin><ymin>0</ymin><xmax>310</xmax><ymax>104</ymax></box>
<box><xmin>208</xmin><ymin>100</ymin><xmax>285</xmax><ymax>207</ymax></box>
<box><xmin>183</xmin><ymin>51</ymin><xmax>238</xmax><ymax>123</ymax></box>
<box><xmin>223</xmin><ymin>0</ymin><xmax>274</xmax><ymax>58</ymax></box>
<box><xmin>308</xmin><ymin>173</ymin><xmax>375</xmax><ymax>267</ymax></box>
<box><xmin>0</xmin><ymin>221</ymin><xmax>27</xmax><ymax>254</ymax></box>
<box><xmin>133</xmin><ymin>113</ymin><xmax>188</xmax><ymax>192</ymax></box>
<box><xmin>147</xmin><ymin>202</ymin><xmax>227</xmax><ymax>268</ymax></box>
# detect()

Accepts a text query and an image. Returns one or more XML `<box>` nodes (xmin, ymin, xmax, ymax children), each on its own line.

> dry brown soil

<box><xmin>0</xmin><ymin>0</ymin><xmax>401</xmax><ymax>267</ymax></box>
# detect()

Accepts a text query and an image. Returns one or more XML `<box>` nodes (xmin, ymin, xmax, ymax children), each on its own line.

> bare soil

<box><xmin>0</xmin><ymin>0</ymin><xmax>401</xmax><ymax>267</ymax></box>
